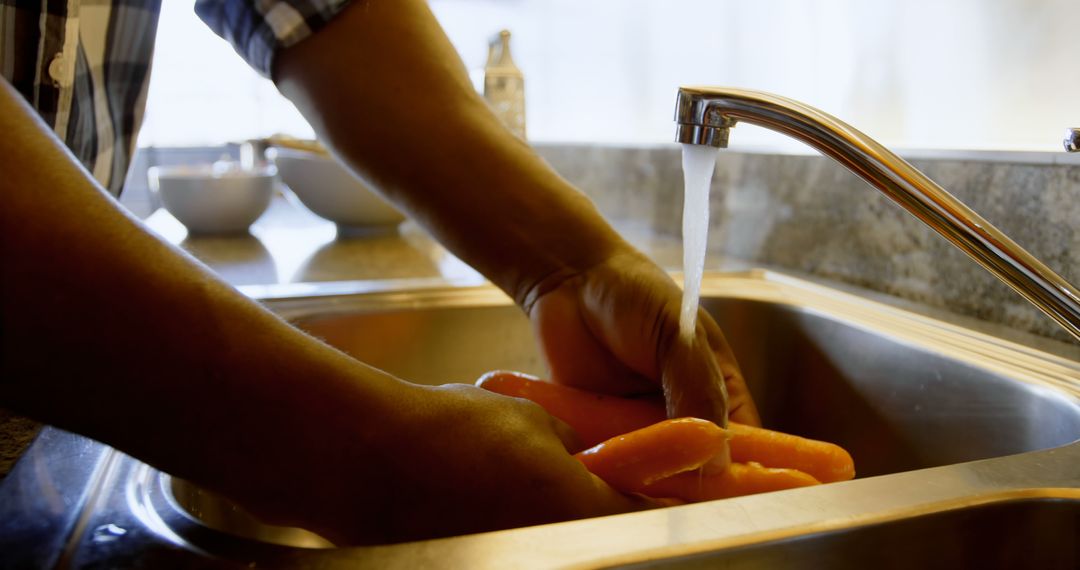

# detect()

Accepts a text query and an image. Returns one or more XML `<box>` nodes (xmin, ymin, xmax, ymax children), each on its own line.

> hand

<box><xmin>234</xmin><ymin>381</ymin><xmax>660</xmax><ymax>546</ymax></box>
<box><xmin>529</xmin><ymin>249</ymin><xmax>761</xmax><ymax>428</ymax></box>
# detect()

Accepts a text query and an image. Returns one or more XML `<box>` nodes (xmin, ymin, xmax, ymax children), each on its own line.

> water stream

<box><xmin>679</xmin><ymin>143</ymin><xmax>719</xmax><ymax>340</ymax></box>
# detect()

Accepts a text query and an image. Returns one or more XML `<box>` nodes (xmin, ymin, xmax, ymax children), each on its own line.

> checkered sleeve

<box><xmin>194</xmin><ymin>0</ymin><xmax>353</xmax><ymax>78</ymax></box>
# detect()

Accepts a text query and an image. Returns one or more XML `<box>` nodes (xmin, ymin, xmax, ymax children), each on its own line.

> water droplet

<box><xmin>91</xmin><ymin>524</ymin><xmax>127</xmax><ymax>543</ymax></box>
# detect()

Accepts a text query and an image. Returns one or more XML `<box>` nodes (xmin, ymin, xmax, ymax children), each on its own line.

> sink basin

<box><xmin>133</xmin><ymin>271</ymin><xmax>1080</xmax><ymax>567</ymax></box>
<box><xmin>282</xmin><ymin>282</ymin><xmax>1080</xmax><ymax>478</ymax></box>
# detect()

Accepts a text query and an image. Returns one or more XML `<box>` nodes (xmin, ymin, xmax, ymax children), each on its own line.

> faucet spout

<box><xmin>675</xmin><ymin>86</ymin><xmax>1080</xmax><ymax>343</ymax></box>
<box><xmin>674</xmin><ymin>92</ymin><xmax>735</xmax><ymax>147</ymax></box>
<box><xmin>1065</xmin><ymin>128</ymin><xmax>1080</xmax><ymax>153</ymax></box>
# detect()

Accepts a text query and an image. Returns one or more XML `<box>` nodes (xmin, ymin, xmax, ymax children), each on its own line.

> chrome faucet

<box><xmin>675</xmin><ymin>87</ymin><xmax>1080</xmax><ymax>342</ymax></box>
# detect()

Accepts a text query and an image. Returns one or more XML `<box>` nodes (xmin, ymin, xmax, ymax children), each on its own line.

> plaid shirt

<box><xmin>0</xmin><ymin>0</ymin><xmax>351</xmax><ymax>196</ymax></box>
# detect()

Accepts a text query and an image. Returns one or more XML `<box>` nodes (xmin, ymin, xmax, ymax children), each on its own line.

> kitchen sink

<box><xmin>620</xmin><ymin>497</ymin><xmax>1079</xmax><ymax>569</ymax></box>
<box><xmin>156</xmin><ymin>271</ymin><xmax>1080</xmax><ymax>566</ymax></box>
<box><xmin>282</xmin><ymin>281</ymin><xmax>1080</xmax><ymax>478</ymax></box>
<box><xmin>6</xmin><ymin>271</ymin><xmax>1079</xmax><ymax>568</ymax></box>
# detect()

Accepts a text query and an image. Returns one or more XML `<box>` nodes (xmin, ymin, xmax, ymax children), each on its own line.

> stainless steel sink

<box><xmin>8</xmin><ymin>271</ymin><xmax>1076</xmax><ymax>568</ymax></box>
<box><xmin>618</xmin><ymin>497</ymin><xmax>1080</xmax><ymax>569</ymax></box>
<box><xmin>282</xmin><ymin>277</ymin><xmax>1080</xmax><ymax>478</ymax></box>
<box><xmin>144</xmin><ymin>270</ymin><xmax>1080</xmax><ymax>568</ymax></box>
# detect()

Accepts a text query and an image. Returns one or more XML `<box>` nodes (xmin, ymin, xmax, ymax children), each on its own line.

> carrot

<box><xmin>476</xmin><ymin>371</ymin><xmax>855</xmax><ymax>482</ymax></box>
<box><xmin>476</xmin><ymin>370</ymin><xmax>665</xmax><ymax>448</ymax></box>
<box><xmin>728</xmin><ymin>423</ymin><xmax>854</xmax><ymax>483</ymax></box>
<box><xmin>639</xmin><ymin>462</ymin><xmax>821</xmax><ymax>502</ymax></box>
<box><xmin>574</xmin><ymin>418</ymin><xmax>728</xmax><ymax>490</ymax></box>
<box><xmin>574</xmin><ymin>419</ymin><xmax>818</xmax><ymax>501</ymax></box>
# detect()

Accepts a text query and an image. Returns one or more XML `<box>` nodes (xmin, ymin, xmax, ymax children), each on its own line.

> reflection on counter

<box><xmin>144</xmin><ymin>195</ymin><xmax>482</xmax><ymax>287</ymax></box>
<box><xmin>179</xmin><ymin>234</ymin><xmax>277</xmax><ymax>286</ymax></box>
<box><xmin>144</xmin><ymin>192</ymin><xmax>713</xmax><ymax>291</ymax></box>
<box><xmin>293</xmin><ymin>231</ymin><xmax>441</xmax><ymax>282</ymax></box>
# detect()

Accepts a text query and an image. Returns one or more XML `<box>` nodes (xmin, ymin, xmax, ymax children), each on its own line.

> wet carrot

<box><xmin>477</xmin><ymin>371</ymin><xmax>855</xmax><ymax>482</ymax></box>
<box><xmin>476</xmin><ymin>370</ymin><xmax>665</xmax><ymax>448</ymax></box>
<box><xmin>575</xmin><ymin>419</ymin><xmax>818</xmax><ymax>501</ymax></box>
<box><xmin>574</xmin><ymin>418</ymin><xmax>728</xmax><ymax>490</ymax></box>
<box><xmin>639</xmin><ymin>462</ymin><xmax>821</xmax><ymax>502</ymax></box>
<box><xmin>728</xmin><ymin>423</ymin><xmax>854</xmax><ymax>483</ymax></box>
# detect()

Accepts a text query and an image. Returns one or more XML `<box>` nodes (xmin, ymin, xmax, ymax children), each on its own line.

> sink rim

<box><xmin>253</xmin><ymin>269</ymin><xmax>1080</xmax><ymax>398</ymax></box>
<box><xmin>136</xmin><ymin>442</ymin><xmax>1080</xmax><ymax>567</ymax></box>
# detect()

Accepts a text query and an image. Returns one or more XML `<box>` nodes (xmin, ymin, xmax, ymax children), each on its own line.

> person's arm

<box><xmin>273</xmin><ymin>0</ymin><xmax>760</xmax><ymax>426</ymax></box>
<box><xmin>0</xmin><ymin>77</ymin><xmax>648</xmax><ymax>544</ymax></box>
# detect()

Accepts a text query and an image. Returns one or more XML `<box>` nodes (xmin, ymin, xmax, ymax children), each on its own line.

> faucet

<box><xmin>675</xmin><ymin>87</ymin><xmax>1080</xmax><ymax>343</ymax></box>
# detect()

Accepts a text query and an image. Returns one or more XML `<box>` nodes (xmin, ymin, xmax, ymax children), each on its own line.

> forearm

<box><xmin>273</xmin><ymin>0</ymin><xmax>630</xmax><ymax>308</ymax></box>
<box><xmin>0</xmin><ymin>78</ymin><xmax>403</xmax><ymax>506</ymax></box>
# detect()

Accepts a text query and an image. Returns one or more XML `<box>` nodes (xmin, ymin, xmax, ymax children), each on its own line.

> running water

<box><xmin>679</xmin><ymin>143</ymin><xmax>719</xmax><ymax>341</ymax></box>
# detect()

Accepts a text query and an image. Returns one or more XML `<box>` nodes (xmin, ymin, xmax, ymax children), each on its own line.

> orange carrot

<box><xmin>574</xmin><ymin>418</ymin><xmax>728</xmax><ymax>490</ymax></box>
<box><xmin>476</xmin><ymin>370</ymin><xmax>665</xmax><ymax>448</ymax></box>
<box><xmin>477</xmin><ymin>371</ymin><xmax>855</xmax><ymax>482</ymax></box>
<box><xmin>639</xmin><ymin>462</ymin><xmax>821</xmax><ymax>502</ymax></box>
<box><xmin>728</xmin><ymin>423</ymin><xmax>854</xmax><ymax>483</ymax></box>
<box><xmin>575</xmin><ymin>419</ymin><xmax>818</xmax><ymax>501</ymax></box>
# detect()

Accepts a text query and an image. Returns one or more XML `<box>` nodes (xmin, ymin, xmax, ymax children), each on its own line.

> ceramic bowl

<box><xmin>150</xmin><ymin>164</ymin><xmax>275</xmax><ymax>235</ymax></box>
<box><xmin>269</xmin><ymin>148</ymin><xmax>406</xmax><ymax>236</ymax></box>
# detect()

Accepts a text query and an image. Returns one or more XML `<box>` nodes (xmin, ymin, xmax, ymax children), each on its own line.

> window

<box><xmin>140</xmin><ymin>0</ymin><xmax>1077</xmax><ymax>151</ymax></box>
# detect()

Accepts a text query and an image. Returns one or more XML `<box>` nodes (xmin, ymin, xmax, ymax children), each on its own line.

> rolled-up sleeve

<box><xmin>195</xmin><ymin>0</ymin><xmax>353</xmax><ymax>77</ymax></box>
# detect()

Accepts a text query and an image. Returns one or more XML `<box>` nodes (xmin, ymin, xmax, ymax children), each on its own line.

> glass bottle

<box><xmin>484</xmin><ymin>30</ymin><xmax>526</xmax><ymax>140</ymax></box>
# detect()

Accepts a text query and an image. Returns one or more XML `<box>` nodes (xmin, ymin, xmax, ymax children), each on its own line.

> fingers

<box><xmin>723</xmin><ymin>368</ymin><xmax>762</xmax><ymax>427</ymax></box>
<box><xmin>513</xmin><ymin>401</ymin><xmax>669</xmax><ymax>519</ymax></box>
<box><xmin>585</xmin><ymin>472</ymin><xmax>675</xmax><ymax>513</ymax></box>
<box><xmin>532</xmin><ymin>411</ymin><xmax>669</xmax><ymax>517</ymax></box>
<box><xmin>531</xmin><ymin>251</ymin><xmax>761</xmax><ymax>430</ymax></box>
<box><xmin>660</xmin><ymin>327</ymin><xmax>728</xmax><ymax>425</ymax></box>
<box><xmin>547</xmin><ymin>413</ymin><xmax>585</xmax><ymax>454</ymax></box>
<box><xmin>698</xmin><ymin>309</ymin><xmax>762</xmax><ymax>426</ymax></box>
<box><xmin>505</xmin><ymin>390</ymin><xmax>671</xmax><ymax>516</ymax></box>
<box><xmin>657</xmin><ymin>330</ymin><xmax>736</xmax><ymax>474</ymax></box>
<box><xmin>531</xmin><ymin>278</ymin><xmax>655</xmax><ymax>396</ymax></box>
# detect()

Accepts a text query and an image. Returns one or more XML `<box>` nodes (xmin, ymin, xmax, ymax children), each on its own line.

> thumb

<box><xmin>547</xmin><ymin>414</ymin><xmax>586</xmax><ymax>454</ymax></box>
<box><xmin>660</xmin><ymin>328</ymin><xmax>733</xmax><ymax>473</ymax></box>
<box><xmin>585</xmin><ymin>472</ymin><xmax>682</xmax><ymax>514</ymax></box>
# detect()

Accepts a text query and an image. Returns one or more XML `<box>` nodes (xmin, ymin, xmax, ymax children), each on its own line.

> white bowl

<box><xmin>269</xmin><ymin>148</ymin><xmax>406</xmax><ymax>235</ymax></box>
<box><xmin>149</xmin><ymin>164</ymin><xmax>275</xmax><ymax>235</ymax></box>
